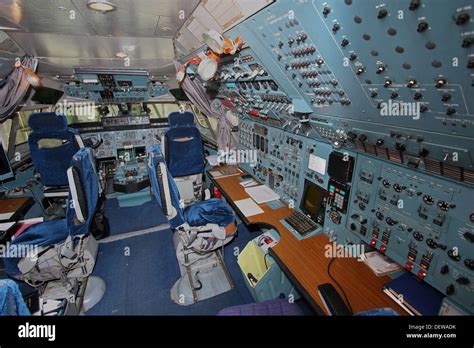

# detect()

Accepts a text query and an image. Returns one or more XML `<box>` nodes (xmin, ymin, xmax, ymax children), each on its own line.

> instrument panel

<box><xmin>179</xmin><ymin>0</ymin><xmax>474</xmax><ymax>313</ymax></box>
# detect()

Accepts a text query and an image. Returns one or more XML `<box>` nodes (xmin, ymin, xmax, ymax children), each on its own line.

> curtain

<box><xmin>173</xmin><ymin>60</ymin><xmax>235</xmax><ymax>152</ymax></box>
<box><xmin>0</xmin><ymin>56</ymin><xmax>38</xmax><ymax>123</ymax></box>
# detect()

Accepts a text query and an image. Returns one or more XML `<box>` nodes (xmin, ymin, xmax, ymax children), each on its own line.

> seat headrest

<box><xmin>28</xmin><ymin>112</ymin><xmax>68</xmax><ymax>132</ymax></box>
<box><xmin>168</xmin><ymin>112</ymin><xmax>195</xmax><ymax>128</ymax></box>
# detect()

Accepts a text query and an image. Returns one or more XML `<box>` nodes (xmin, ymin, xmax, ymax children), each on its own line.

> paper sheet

<box><xmin>245</xmin><ymin>185</ymin><xmax>280</xmax><ymax>204</ymax></box>
<box><xmin>234</xmin><ymin>198</ymin><xmax>264</xmax><ymax>217</ymax></box>
<box><xmin>308</xmin><ymin>154</ymin><xmax>326</xmax><ymax>175</ymax></box>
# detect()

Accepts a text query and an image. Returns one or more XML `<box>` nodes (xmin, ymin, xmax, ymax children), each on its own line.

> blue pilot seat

<box><xmin>162</xmin><ymin>111</ymin><xmax>205</xmax><ymax>206</ymax></box>
<box><xmin>28</xmin><ymin>112</ymin><xmax>85</xmax><ymax>200</ymax></box>
<box><xmin>147</xmin><ymin>144</ymin><xmax>236</xmax><ymax>306</ymax></box>
<box><xmin>2</xmin><ymin>148</ymin><xmax>105</xmax><ymax>314</ymax></box>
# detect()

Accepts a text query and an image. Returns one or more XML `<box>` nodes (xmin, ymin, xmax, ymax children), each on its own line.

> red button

<box><xmin>417</xmin><ymin>270</ymin><xmax>426</xmax><ymax>280</ymax></box>
<box><xmin>405</xmin><ymin>262</ymin><xmax>413</xmax><ymax>271</ymax></box>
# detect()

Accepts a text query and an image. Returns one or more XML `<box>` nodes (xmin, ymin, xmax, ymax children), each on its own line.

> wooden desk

<box><xmin>210</xmin><ymin>169</ymin><xmax>403</xmax><ymax>315</ymax></box>
<box><xmin>0</xmin><ymin>196</ymin><xmax>34</xmax><ymax>222</ymax></box>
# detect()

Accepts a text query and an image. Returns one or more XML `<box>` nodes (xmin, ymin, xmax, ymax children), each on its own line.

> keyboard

<box><xmin>284</xmin><ymin>211</ymin><xmax>319</xmax><ymax>236</ymax></box>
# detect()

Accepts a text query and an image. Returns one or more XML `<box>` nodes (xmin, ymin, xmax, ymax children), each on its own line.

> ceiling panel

<box><xmin>38</xmin><ymin>57</ymin><xmax>174</xmax><ymax>72</ymax></box>
<box><xmin>0</xmin><ymin>0</ymin><xmax>199</xmax><ymax>37</ymax></box>
<box><xmin>0</xmin><ymin>0</ymin><xmax>92</xmax><ymax>35</ymax></box>
<box><xmin>8</xmin><ymin>32</ymin><xmax>174</xmax><ymax>59</ymax></box>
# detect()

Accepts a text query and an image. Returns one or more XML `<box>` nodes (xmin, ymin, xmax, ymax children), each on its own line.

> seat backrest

<box><xmin>2</xmin><ymin>148</ymin><xmax>99</xmax><ymax>278</ymax></box>
<box><xmin>66</xmin><ymin>147</ymin><xmax>100</xmax><ymax>236</ymax></box>
<box><xmin>163</xmin><ymin>111</ymin><xmax>205</xmax><ymax>177</ymax></box>
<box><xmin>147</xmin><ymin>144</ymin><xmax>185</xmax><ymax>229</ymax></box>
<box><xmin>28</xmin><ymin>112</ymin><xmax>83</xmax><ymax>186</ymax></box>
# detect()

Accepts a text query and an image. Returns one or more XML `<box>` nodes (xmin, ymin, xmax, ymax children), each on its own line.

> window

<box><xmin>0</xmin><ymin>119</ymin><xmax>12</xmax><ymax>149</ymax></box>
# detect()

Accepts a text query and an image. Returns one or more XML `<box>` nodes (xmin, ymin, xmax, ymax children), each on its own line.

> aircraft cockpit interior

<box><xmin>0</xmin><ymin>0</ymin><xmax>473</xmax><ymax>344</ymax></box>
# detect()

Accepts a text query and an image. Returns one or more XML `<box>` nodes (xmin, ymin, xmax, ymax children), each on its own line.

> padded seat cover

<box><xmin>148</xmin><ymin>145</ymin><xmax>236</xmax><ymax>230</ymax></box>
<box><xmin>183</xmin><ymin>198</ymin><xmax>234</xmax><ymax>227</ymax></box>
<box><xmin>28</xmin><ymin>112</ymin><xmax>81</xmax><ymax>186</ymax></box>
<box><xmin>3</xmin><ymin>148</ymin><xmax>99</xmax><ymax>277</ymax></box>
<box><xmin>3</xmin><ymin>219</ymin><xmax>68</xmax><ymax>276</ymax></box>
<box><xmin>217</xmin><ymin>298</ymin><xmax>304</xmax><ymax>316</ymax></box>
<box><xmin>164</xmin><ymin>112</ymin><xmax>205</xmax><ymax>177</ymax></box>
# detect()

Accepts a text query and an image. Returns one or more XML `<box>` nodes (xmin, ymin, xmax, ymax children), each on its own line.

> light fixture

<box><xmin>86</xmin><ymin>0</ymin><xmax>116</xmax><ymax>13</ymax></box>
<box><xmin>115</xmin><ymin>52</ymin><xmax>128</xmax><ymax>58</ymax></box>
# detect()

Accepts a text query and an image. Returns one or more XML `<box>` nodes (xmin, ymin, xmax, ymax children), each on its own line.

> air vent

<box><xmin>355</xmin><ymin>140</ymin><xmax>365</xmax><ymax>152</ymax></box>
<box><xmin>387</xmin><ymin>149</ymin><xmax>403</xmax><ymax>163</ymax></box>
<box><xmin>442</xmin><ymin>164</ymin><xmax>462</xmax><ymax>182</ymax></box>
<box><xmin>365</xmin><ymin>144</ymin><xmax>377</xmax><ymax>155</ymax></box>
<box><xmin>463</xmin><ymin>169</ymin><xmax>474</xmax><ymax>185</ymax></box>
<box><xmin>375</xmin><ymin>146</ymin><xmax>389</xmax><ymax>160</ymax></box>
<box><xmin>424</xmin><ymin>158</ymin><xmax>442</xmax><ymax>176</ymax></box>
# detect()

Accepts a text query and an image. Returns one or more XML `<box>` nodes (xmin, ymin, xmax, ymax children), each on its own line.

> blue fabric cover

<box><xmin>148</xmin><ymin>144</ymin><xmax>185</xmax><ymax>229</ymax></box>
<box><xmin>3</xmin><ymin>148</ymin><xmax>99</xmax><ymax>276</ymax></box>
<box><xmin>184</xmin><ymin>198</ymin><xmax>234</xmax><ymax>227</ymax></box>
<box><xmin>28</xmin><ymin>112</ymin><xmax>81</xmax><ymax>186</ymax></box>
<box><xmin>164</xmin><ymin>111</ymin><xmax>205</xmax><ymax>177</ymax></box>
<box><xmin>356</xmin><ymin>308</ymin><xmax>399</xmax><ymax>316</ymax></box>
<box><xmin>148</xmin><ymin>145</ymin><xmax>234</xmax><ymax>229</ymax></box>
<box><xmin>67</xmin><ymin>147</ymin><xmax>100</xmax><ymax>236</ymax></box>
<box><xmin>0</xmin><ymin>279</ymin><xmax>30</xmax><ymax>315</ymax></box>
<box><xmin>217</xmin><ymin>298</ymin><xmax>304</xmax><ymax>316</ymax></box>
<box><xmin>168</xmin><ymin>111</ymin><xmax>195</xmax><ymax>127</ymax></box>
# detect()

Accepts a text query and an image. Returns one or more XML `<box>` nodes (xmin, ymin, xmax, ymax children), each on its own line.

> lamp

<box><xmin>86</xmin><ymin>0</ymin><xmax>116</xmax><ymax>12</ymax></box>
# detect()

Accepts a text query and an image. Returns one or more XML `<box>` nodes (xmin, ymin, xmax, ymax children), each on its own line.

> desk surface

<box><xmin>0</xmin><ymin>196</ymin><xmax>34</xmax><ymax>222</ymax></box>
<box><xmin>211</xmin><ymin>168</ymin><xmax>403</xmax><ymax>316</ymax></box>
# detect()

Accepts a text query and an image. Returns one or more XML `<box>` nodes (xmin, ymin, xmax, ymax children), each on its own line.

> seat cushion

<box><xmin>3</xmin><ymin>219</ymin><xmax>69</xmax><ymax>276</ymax></box>
<box><xmin>183</xmin><ymin>198</ymin><xmax>234</xmax><ymax>227</ymax></box>
<box><xmin>217</xmin><ymin>298</ymin><xmax>304</xmax><ymax>316</ymax></box>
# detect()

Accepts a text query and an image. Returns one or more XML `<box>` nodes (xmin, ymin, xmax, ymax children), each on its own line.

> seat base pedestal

<box><xmin>171</xmin><ymin>251</ymin><xmax>234</xmax><ymax>306</ymax></box>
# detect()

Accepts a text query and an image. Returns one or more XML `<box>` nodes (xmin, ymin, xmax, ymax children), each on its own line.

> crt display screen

<box><xmin>300</xmin><ymin>180</ymin><xmax>325</xmax><ymax>219</ymax></box>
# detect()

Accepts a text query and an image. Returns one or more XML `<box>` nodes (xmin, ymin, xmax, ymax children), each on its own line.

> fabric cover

<box><xmin>148</xmin><ymin>144</ymin><xmax>185</xmax><ymax>229</ymax></box>
<box><xmin>0</xmin><ymin>57</ymin><xmax>38</xmax><ymax>122</ymax></box>
<box><xmin>0</xmin><ymin>279</ymin><xmax>30</xmax><ymax>315</ymax></box>
<box><xmin>163</xmin><ymin>111</ymin><xmax>205</xmax><ymax>177</ymax></box>
<box><xmin>217</xmin><ymin>298</ymin><xmax>304</xmax><ymax>316</ymax></box>
<box><xmin>28</xmin><ymin>112</ymin><xmax>81</xmax><ymax>186</ymax></box>
<box><xmin>3</xmin><ymin>148</ymin><xmax>99</xmax><ymax>276</ymax></box>
<box><xmin>148</xmin><ymin>144</ymin><xmax>234</xmax><ymax>229</ymax></box>
<box><xmin>168</xmin><ymin>111</ymin><xmax>195</xmax><ymax>127</ymax></box>
<box><xmin>183</xmin><ymin>198</ymin><xmax>234</xmax><ymax>227</ymax></box>
<box><xmin>356</xmin><ymin>308</ymin><xmax>399</xmax><ymax>316</ymax></box>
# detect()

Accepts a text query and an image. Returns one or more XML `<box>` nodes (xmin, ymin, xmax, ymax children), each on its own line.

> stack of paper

<box><xmin>362</xmin><ymin>251</ymin><xmax>402</xmax><ymax>277</ymax></box>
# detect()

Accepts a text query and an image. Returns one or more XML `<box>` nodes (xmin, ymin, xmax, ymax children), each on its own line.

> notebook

<box><xmin>383</xmin><ymin>273</ymin><xmax>444</xmax><ymax>316</ymax></box>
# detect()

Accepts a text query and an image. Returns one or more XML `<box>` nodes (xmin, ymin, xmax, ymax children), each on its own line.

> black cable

<box><xmin>264</xmin><ymin>252</ymin><xmax>270</xmax><ymax>270</ymax></box>
<box><xmin>327</xmin><ymin>257</ymin><xmax>353</xmax><ymax>314</ymax></box>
